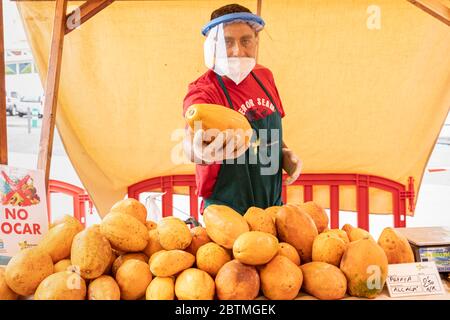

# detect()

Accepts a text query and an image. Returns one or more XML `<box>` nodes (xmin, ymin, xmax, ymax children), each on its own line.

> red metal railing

<box><xmin>280</xmin><ymin>174</ymin><xmax>414</xmax><ymax>231</ymax></box>
<box><xmin>47</xmin><ymin>180</ymin><xmax>93</xmax><ymax>227</ymax></box>
<box><xmin>128</xmin><ymin>174</ymin><xmax>415</xmax><ymax>231</ymax></box>
<box><xmin>128</xmin><ymin>175</ymin><xmax>199</xmax><ymax>222</ymax></box>
<box><xmin>47</xmin><ymin>174</ymin><xmax>414</xmax><ymax>231</ymax></box>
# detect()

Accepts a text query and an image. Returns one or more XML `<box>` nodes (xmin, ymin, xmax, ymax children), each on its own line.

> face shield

<box><xmin>202</xmin><ymin>12</ymin><xmax>265</xmax><ymax>85</ymax></box>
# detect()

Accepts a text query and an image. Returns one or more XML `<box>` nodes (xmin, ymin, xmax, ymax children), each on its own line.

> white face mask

<box><xmin>225</xmin><ymin>57</ymin><xmax>256</xmax><ymax>85</ymax></box>
<box><xmin>203</xmin><ymin>24</ymin><xmax>257</xmax><ymax>85</ymax></box>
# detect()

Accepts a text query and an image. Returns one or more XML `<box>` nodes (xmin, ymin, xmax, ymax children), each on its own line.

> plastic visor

<box><xmin>204</xmin><ymin>23</ymin><xmax>229</xmax><ymax>76</ymax></box>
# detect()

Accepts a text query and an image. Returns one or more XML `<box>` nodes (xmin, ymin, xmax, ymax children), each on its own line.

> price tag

<box><xmin>386</xmin><ymin>262</ymin><xmax>445</xmax><ymax>298</ymax></box>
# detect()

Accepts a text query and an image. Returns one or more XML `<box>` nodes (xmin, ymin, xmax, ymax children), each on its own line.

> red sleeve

<box><xmin>183</xmin><ymin>86</ymin><xmax>215</xmax><ymax>116</ymax></box>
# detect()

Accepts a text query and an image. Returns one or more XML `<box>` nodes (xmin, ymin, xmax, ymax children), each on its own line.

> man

<box><xmin>183</xmin><ymin>4</ymin><xmax>301</xmax><ymax>214</ymax></box>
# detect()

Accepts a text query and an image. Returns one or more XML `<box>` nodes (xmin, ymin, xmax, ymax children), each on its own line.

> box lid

<box><xmin>394</xmin><ymin>227</ymin><xmax>450</xmax><ymax>246</ymax></box>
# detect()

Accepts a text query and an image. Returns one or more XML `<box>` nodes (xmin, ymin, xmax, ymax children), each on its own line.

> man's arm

<box><xmin>183</xmin><ymin>126</ymin><xmax>206</xmax><ymax>164</ymax></box>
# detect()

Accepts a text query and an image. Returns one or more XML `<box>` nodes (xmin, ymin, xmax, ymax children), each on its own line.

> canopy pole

<box><xmin>408</xmin><ymin>0</ymin><xmax>450</xmax><ymax>26</ymax></box>
<box><xmin>256</xmin><ymin>0</ymin><xmax>262</xmax><ymax>63</ymax></box>
<box><xmin>38</xmin><ymin>0</ymin><xmax>68</xmax><ymax>188</ymax></box>
<box><xmin>0</xmin><ymin>1</ymin><xmax>7</xmax><ymax>165</ymax></box>
<box><xmin>257</xmin><ymin>0</ymin><xmax>262</xmax><ymax>16</ymax></box>
<box><xmin>65</xmin><ymin>0</ymin><xmax>115</xmax><ymax>35</ymax></box>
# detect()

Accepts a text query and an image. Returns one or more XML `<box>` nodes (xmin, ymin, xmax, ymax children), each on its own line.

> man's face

<box><xmin>223</xmin><ymin>23</ymin><xmax>258</xmax><ymax>58</ymax></box>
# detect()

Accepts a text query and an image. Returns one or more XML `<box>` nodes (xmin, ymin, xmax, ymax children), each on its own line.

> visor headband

<box><xmin>201</xmin><ymin>12</ymin><xmax>265</xmax><ymax>36</ymax></box>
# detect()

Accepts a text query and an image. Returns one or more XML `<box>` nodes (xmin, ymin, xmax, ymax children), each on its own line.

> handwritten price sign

<box><xmin>386</xmin><ymin>262</ymin><xmax>445</xmax><ymax>298</ymax></box>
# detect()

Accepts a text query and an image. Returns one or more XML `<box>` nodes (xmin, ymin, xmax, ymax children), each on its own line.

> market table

<box><xmin>257</xmin><ymin>278</ymin><xmax>450</xmax><ymax>300</ymax></box>
<box><xmin>17</xmin><ymin>278</ymin><xmax>450</xmax><ymax>300</ymax></box>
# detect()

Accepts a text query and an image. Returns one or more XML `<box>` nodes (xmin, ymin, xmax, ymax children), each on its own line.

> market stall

<box><xmin>1</xmin><ymin>0</ymin><xmax>450</xmax><ymax>302</ymax></box>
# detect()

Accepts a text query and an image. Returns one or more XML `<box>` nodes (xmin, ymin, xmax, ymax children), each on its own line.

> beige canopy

<box><xmin>17</xmin><ymin>0</ymin><xmax>450</xmax><ymax>216</ymax></box>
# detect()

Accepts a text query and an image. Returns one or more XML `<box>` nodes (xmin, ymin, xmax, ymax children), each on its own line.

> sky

<box><xmin>3</xmin><ymin>0</ymin><xmax>28</xmax><ymax>49</ymax></box>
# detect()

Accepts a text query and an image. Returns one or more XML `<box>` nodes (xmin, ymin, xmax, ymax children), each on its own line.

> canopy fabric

<box><xmin>17</xmin><ymin>1</ymin><xmax>450</xmax><ymax>217</ymax></box>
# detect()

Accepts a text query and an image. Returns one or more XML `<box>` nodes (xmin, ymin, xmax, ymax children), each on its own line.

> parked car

<box><xmin>16</xmin><ymin>95</ymin><xmax>44</xmax><ymax>118</ymax></box>
<box><xmin>6</xmin><ymin>91</ymin><xmax>19</xmax><ymax>116</ymax></box>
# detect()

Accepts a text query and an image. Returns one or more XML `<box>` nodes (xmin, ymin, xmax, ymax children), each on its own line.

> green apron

<box><xmin>203</xmin><ymin>71</ymin><xmax>283</xmax><ymax>214</ymax></box>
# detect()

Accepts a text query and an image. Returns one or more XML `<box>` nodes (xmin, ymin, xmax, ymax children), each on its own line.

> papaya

<box><xmin>53</xmin><ymin>259</ymin><xmax>73</xmax><ymax>273</ymax></box>
<box><xmin>146</xmin><ymin>277</ymin><xmax>175</xmax><ymax>300</ymax></box>
<box><xmin>260</xmin><ymin>255</ymin><xmax>303</xmax><ymax>300</ymax></box>
<box><xmin>116</xmin><ymin>260</ymin><xmax>152</xmax><ymax>300</ymax></box>
<box><xmin>0</xmin><ymin>268</ymin><xmax>18</xmax><ymax>300</ymax></box>
<box><xmin>157</xmin><ymin>217</ymin><xmax>192</xmax><ymax>250</ymax></box>
<box><xmin>103</xmin><ymin>250</ymin><xmax>117</xmax><ymax>275</ymax></box>
<box><xmin>301</xmin><ymin>262</ymin><xmax>347</xmax><ymax>300</ymax></box>
<box><xmin>149</xmin><ymin>250</ymin><xmax>167</xmax><ymax>267</ymax></box>
<box><xmin>100</xmin><ymin>212</ymin><xmax>149</xmax><ymax>252</ymax></box>
<box><xmin>149</xmin><ymin>250</ymin><xmax>195</xmax><ymax>277</ymax></box>
<box><xmin>342</xmin><ymin>224</ymin><xmax>373</xmax><ymax>242</ymax></box>
<box><xmin>146</xmin><ymin>220</ymin><xmax>157</xmax><ymax>230</ymax></box>
<box><xmin>38</xmin><ymin>221</ymin><xmax>83</xmax><ymax>263</ymax></box>
<box><xmin>276</xmin><ymin>205</ymin><xmax>318</xmax><ymax>263</ymax></box>
<box><xmin>340</xmin><ymin>238</ymin><xmax>388</xmax><ymax>298</ymax></box>
<box><xmin>175</xmin><ymin>268</ymin><xmax>215</xmax><ymax>300</ymax></box>
<box><xmin>88</xmin><ymin>275</ymin><xmax>120</xmax><ymax>300</ymax></box>
<box><xmin>142</xmin><ymin>229</ymin><xmax>164</xmax><ymax>258</ymax></box>
<box><xmin>265</xmin><ymin>206</ymin><xmax>281</xmax><ymax>223</ymax></box>
<box><xmin>203</xmin><ymin>205</ymin><xmax>249</xmax><ymax>249</ymax></box>
<box><xmin>34</xmin><ymin>271</ymin><xmax>86</xmax><ymax>300</ymax></box>
<box><xmin>111</xmin><ymin>253</ymin><xmax>148</xmax><ymax>277</ymax></box>
<box><xmin>185</xmin><ymin>104</ymin><xmax>252</xmax><ymax>145</ymax></box>
<box><xmin>196</xmin><ymin>242</ymin><xmax>231</xmax><ymax>277</ymax></box>
<box><xmin>110</xmin><ymin>198</ymin><xmax>147</xmax><ymax>225</ymax></box>
<box><xmin>89</xmin><ymin>224</ymin><xmax>101</xmax><ymax>233</ymax></box>
<box><xmin>112</xmin><ymin>248</ymin><xmax>125</xmax><ymax>256</ymax></box>
<box><xmin>49</xmin><ymin>215</ymin><xmax>83</xmax><ymax>230</ymax></box>
<box><xmin>5</xmin><ymin>247</ymin><xmax>54</xmax><ymax>296</ymax></box>
<box><xmin>215</xmin><ymin>260</ymin><xmax>260</xmax><ymax>300</ymax></box>
<box><xmin>185</xmin><ymin>226</ymin><xmax>211</xmax><ymax>255</ymax></box>
<box><xmin>71</xmin><ymin>228</ymin><xmax>112</xmax><ymax>279</ymax></box>
<box><xmin>244</xmin><ymin>207</ymin><xmax>277</xmax><ymax>236</ymax></box>
<box><xmin>377</xmin><ymin>227</ymin><xmax>415</xmax><ymax>264</ymax></box>
<box><xmin>296</xmin><ymin>202</ymin><xmax>329</xmax><ymax>233</ymax></box>
<box><xmin>233</xmin><ymin>231</ymin><xmax>279</xmax><ymax>265</ymax></box>
<box><xmin>277</xmin><ymin>242</ymin><xmax>301</xmax><ymax>265</ymax></box>
<box><xmin>312</xmin><ymin>233</ymin><xmax>346</xmax><ymax>266</ymax></box>
<box><xmin>323</xmin><ymin>229</ymin><xmax>350</xmax><ymax>244</ymax></box>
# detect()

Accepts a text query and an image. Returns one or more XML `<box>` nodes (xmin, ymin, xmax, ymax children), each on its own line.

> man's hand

<box><xmin>282</xmin><ymin>147</ymin><xmax>302</xmax><ymax>185</ymax></box>
<box><xmin>187</xmin><ymin>127</ymin><xmax>248</xmax><ymax>164</ymax></box>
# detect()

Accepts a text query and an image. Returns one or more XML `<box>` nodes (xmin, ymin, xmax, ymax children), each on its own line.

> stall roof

<box><xmin>17</xmin><ymin>0</ymin><xmax>450</xmax><ymax>216</ymax></box>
